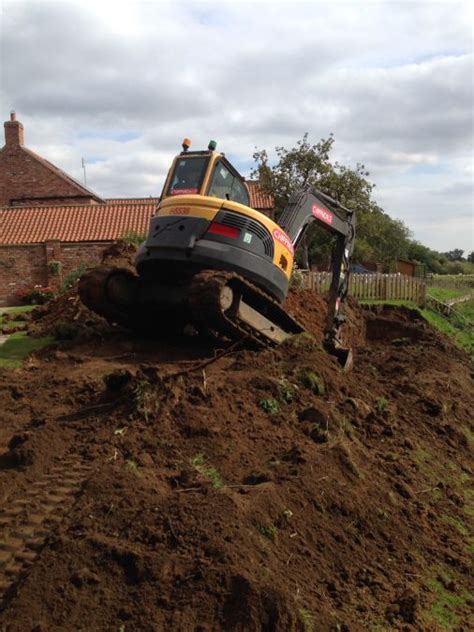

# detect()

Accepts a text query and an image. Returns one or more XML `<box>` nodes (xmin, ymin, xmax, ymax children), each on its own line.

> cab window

<box><xmin>167</xmin><ymin>157</ymin><xmax>208</xmax><ymax>196</ymax></box>
<box><xmin>208</xmin><ymin>161</ymin><xmax>250</xmax><ymax>206</ymax></box>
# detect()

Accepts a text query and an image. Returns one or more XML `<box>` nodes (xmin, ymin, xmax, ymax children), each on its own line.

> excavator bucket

<box><xmin>332</xmin><ymin>346</ymin><xmax>353</xmax><ymax>372</ymax></box>
<box><xmin>323</xmin><ymin>341</ymin><xmax>353</xmax><ymax>372</ymax></box>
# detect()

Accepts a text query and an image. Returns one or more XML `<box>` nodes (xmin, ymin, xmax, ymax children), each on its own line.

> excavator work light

<box><xmin>182</xmin><ymin>138</ymin><xmax>192</xmax><ymax>151</ymax></box>
<box><xmin>208</xmin><ymin>140</ymin><xmax>217</xmax><ymax>151</ymax></box>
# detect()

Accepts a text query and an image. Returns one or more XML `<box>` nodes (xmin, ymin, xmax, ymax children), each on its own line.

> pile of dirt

<box><xmin>28</xmin><ymin>290</ymin><xmax>112</xmax><ymax>341</ymax></box>
<box><xmin>284</xmin><ymin>290</ymin><xmax>366</xmax><ymax>349</ymax></box>
<box><xmin>0</xmin><ymin>294</ymin><xmax>472</xmax><ymax>631</ymax></box>
<box><xmin>100</xmin><ymin>239</ymin><xmax>138</xmax><ymax>270</ymax></box>
<box><xmin>29</xmin><ymin>240</ymin><xmax>139</xmax><ymax>341</ymax></box>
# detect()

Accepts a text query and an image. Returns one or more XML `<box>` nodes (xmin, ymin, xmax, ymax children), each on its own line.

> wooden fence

<box><xmin>302</xmin><ymin>272</ymin><xmax>427</xmax><ymax>305</ymax></box>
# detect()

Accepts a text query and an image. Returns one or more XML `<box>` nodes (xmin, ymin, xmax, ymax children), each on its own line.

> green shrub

<box><xmin>259</xmin><ymin>398</ymin><xmax>280</xmax><ymax>414</ymax></box>
<box><xmin>298</xmin><ymin>369</ymin><xmax>325</xmax><ymax>395</ymax></box>
<box><xmin>121</xmin><ymin>231</ymin><xmax>147</xmax><ymax>247</ymax></box>
<box><xmin>61</xmin><ymin>264</ymin><xmax>87</xmax><ymax>292</ymax></box>
<box><xmin>47</xmin><ymin>260</ymin><xmax>62</xmax><ymax>275</ymax></box>
<box><xmin>16</xmin><ymin>285</ymin><xmax>56</xmax><ymax>305</ymax></box>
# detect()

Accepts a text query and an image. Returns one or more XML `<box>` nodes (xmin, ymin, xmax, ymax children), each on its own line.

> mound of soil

<box><xmin>0</xmin><ymin>295</ymin><xmax>472</xmax><ymax>631</ymax></box>
<box><xmin>29</xmin><ymin>240</ymin><xmax>138</xmax><ymax>341</ymax></box>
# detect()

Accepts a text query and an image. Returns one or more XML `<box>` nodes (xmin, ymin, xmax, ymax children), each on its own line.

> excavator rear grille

<box><xmin>220</xmin><ymin>211</ymin><xmax>274</xmax><ymax>258</ymax></box>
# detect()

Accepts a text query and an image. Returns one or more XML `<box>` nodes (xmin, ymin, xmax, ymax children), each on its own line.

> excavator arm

<box><xmin>278</xmin><ymin>188</ymin><xmax>357</xmax><ymax>367</ymax></box>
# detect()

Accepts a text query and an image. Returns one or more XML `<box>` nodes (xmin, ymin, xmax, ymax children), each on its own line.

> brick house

<box><xmin>0</xmin><ymin>112</ymin><xmax>103</xmax><ymax>207</ymax></box>
<box><xmin>0</xmin><ymin>113</ymin><xmax>274</xmax><ymax>305</ymax></box>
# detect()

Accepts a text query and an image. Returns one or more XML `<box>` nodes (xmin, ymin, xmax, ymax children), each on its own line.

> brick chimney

<box><xmin>4</xmin><ymin>111</ymin><xmax>24</xmax><ymax>146</ymax></box>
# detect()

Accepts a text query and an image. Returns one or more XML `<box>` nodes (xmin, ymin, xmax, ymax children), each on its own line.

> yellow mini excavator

<box><xmin>79</xmin><ymin>139</ymin><xmax>356</xmax><ymax>368</ymax></box>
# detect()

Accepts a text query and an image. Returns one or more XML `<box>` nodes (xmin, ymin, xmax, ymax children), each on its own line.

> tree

<box><xmin>252</xmin><ymin>133</ymin><xmax>335</xmax><ymax>217</ymax></box>
<box><xmin>252</xmin><ymin>134</ymin><xmax>412</xmax><ymax>269</ymax></box>
<box><xmin>468</xmin><ymin>252</ymin><xmax>474</xmax><ymax>263</ymax></box>
<box><xmin>442</xmin><ymin>249</ymin><xmax>465</xmax><ymax>262</ymax></box>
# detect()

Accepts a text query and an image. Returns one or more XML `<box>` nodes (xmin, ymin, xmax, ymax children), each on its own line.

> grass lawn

<box><xmin>427</xmin><ymin>287</ymin><xmax>472</xmax><ymax>302</ymax></box>
<box><xmin>0</xmin><ymin>331</ymin><xmax>54</xmax><ymax>369</ymax></box>
<box><xmin>456</xmin><ymin>298</ymin><xmax>474</xmax><ymax>321</ymax></box>
<box><xmin>0</xmin><ymin>305</ymin><xmax>37</xmax><ymax>333</ymax></box>
<box><xmin>0</xmin><ymin>305</ymin><xmax>36</xmax><ymax>315</ymax></box>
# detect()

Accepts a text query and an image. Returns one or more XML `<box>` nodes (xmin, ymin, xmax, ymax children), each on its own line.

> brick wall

<box><xmin>0</xmin><ymin>144</ymin><xmax>98</xmax><ymax>207</ymax></box>
<box><xmin>0</xmin><ymin>241</ymin><xmax>110</xmax><ymax>306</ymax></box>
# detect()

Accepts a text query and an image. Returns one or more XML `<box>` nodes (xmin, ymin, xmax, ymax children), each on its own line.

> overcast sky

<box><xmin>1</xmin><ymin>0</ymin><xmax>472</xmax><ymax>253</ymax></box>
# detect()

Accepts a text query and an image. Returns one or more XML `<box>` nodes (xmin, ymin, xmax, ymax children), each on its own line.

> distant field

<box><xmin>428</xmin><ymin>274</ymin><xmax>474</xmax><ymax>289</ymax></box>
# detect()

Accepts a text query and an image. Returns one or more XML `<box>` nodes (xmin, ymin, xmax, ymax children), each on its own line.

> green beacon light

<box><xmin>208</xmin><ymin>140</ymin><xmax>217</xmax><ymax>151</ymax></box>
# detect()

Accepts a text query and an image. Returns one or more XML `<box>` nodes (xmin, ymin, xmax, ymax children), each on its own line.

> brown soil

<box><xmin>0</xmin><ymin>288</ymin><xmax>472</xmax><ymax>631</ymax></box>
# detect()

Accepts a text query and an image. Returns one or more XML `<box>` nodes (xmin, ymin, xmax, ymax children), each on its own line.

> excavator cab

<box><xmin>162</xmin><ymin>141</ymin><xmax>250</xmax><ymax>206</ymax></box>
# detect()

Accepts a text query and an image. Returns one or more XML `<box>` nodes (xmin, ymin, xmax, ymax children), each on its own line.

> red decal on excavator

<box><xmin>312</xmin><ymin>204</ymin><xmax>333</xmax><ymax>225</ymax></box>
<box><xmin>172</xmin><ymin>207</ymin><xmax>190</xmax><ymax>215</ymax></box>
<box><xmin>171</xmin><ymin>188</ymin><xmax>198</xmax><ymax>195</ymax></box>
<box><xmin>272</xmin><ymin>228</ymin><xmax>294</xmax><ymax>255</ymax></box>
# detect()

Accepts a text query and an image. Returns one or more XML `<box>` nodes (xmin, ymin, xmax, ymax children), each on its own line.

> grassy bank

<box><xmin>427</xmin><ymin>287</ymin><xmax>472</xmax><ymax>302</ymax></box>
<box><xmin>360</xmin><ymin>299</ymin><xmax>473</xmax><ymax>357</ymax></box>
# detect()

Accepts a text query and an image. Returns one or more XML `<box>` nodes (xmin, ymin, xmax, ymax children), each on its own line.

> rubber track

<box><xmin>78</xmin><ymin>266</ymin><xmax>137</xmax><ymax>327</ymax></box>
<box><xmin>189</xmin><ymin>270</ymin><xmax>303</xmax><ymax>347</ymax></box>
<box><xmin>0</xmin><ymin>456</ymin><xmax>92</xmax><ymax>609</ymax></box>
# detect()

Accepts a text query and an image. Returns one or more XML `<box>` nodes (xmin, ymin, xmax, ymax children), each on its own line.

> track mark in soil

<box><xmin>0</xmin><ymin>456</ymin><xmax>92</xmax><ymax>608</ymax></box>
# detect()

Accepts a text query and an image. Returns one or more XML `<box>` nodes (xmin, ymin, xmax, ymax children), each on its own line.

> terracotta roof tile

<box><xmin>0</xmin><ymin>202</ymin><xmax>156</xmax><ymax>244</ymax></box>
<box><xmin>245</xmin><ymin>181</ymin><xmax>274</xmax><ymax>209</ymax></box>
<box><xmin>0</xmin><ymin>184</ymin><xmax>274</xmax><ymax>245</ymax></box>
<box><xmin>106</xmin><ymin>197</ymin><xmax>160</xmax><ymax>204</ymax></box>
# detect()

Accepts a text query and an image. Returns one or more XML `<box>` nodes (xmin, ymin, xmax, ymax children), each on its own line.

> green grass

<box><xmin>0</xmin><ymin>305</ymin><xmax>35</xmax><ymax>324</ymax></box>
<box><xmin>0</xmin><ymin>305</ymin><xmax>36</xmax><ymax>315</ymax></box>
<box><xmin>0</xmin><ymin>332</ymin><xmax>54</xmax><ymax>368</ymax></box>
<box><xmin>428</xmin><ymin>575</ymin><xmax>472</xmax><ymax>630</ymax></box>
<box><xmin>256</xmin><ymin>523</ymin><xmax>278</xmax><ymax>542</ymax></box>
<box><xmin>430</xmin><ymin>273</ymin><xmax>474</xmax><ymax>288</ymax></box>
<box><xmin>360</xmin><ymin>299</ymin><xmax>419</xmax><ymax>308</ymax></box>
<box><xmin>419</xmin><ymin>307</ymin><xmax>473</xmax><ymax>355</ymax></box>
<box><xmin>191</xmin><ymin>454</ymin><xmax>224</xmax><ymax>489</ymax></box>
<box><xmin>299</xmin><ymin>607</ymin><xmax>314</xmax><ymax>631</ymax></box>
<box><xmin>0</xmin><ymin>305</ymin><xmax>36</xmax><ymax>332</ymax></box>
<box><xmin>258</xmin><ymin>398</ymin><xmax>280</xmax><ymax>415</ymax></box>
<box><xmin>457</xmin><ymin>298</ymin><xmax>474</xmax><ymax>321</ymax></box>
<box><xmin>427</xmin><ymin>287</ymin><xmax>472</xmax><ymax>302</ymax></box>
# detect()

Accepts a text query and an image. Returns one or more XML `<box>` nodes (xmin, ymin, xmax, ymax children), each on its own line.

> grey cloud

<box><xmin>1</xmin><ymin>0</ymin><xmax>472</xmax><ymax>251</ymax></box>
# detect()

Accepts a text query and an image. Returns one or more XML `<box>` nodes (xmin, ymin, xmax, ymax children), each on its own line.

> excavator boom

<box><xmin>279</xmin><ymin>187</ymin><xmax>356</xmax><ymax>365</ymax></box>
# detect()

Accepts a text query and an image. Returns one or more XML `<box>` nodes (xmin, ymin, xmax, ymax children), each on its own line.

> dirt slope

<box><xmin>0</xmin><ymin>291</ymin><xmax>472</xmax><ymax>632</ymax></box>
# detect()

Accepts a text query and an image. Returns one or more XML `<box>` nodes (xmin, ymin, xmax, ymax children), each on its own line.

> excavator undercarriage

<box><xmin>79</xmin><ymin>266</ymin><xmax>305</xmax><ymax>347</ymax></box>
